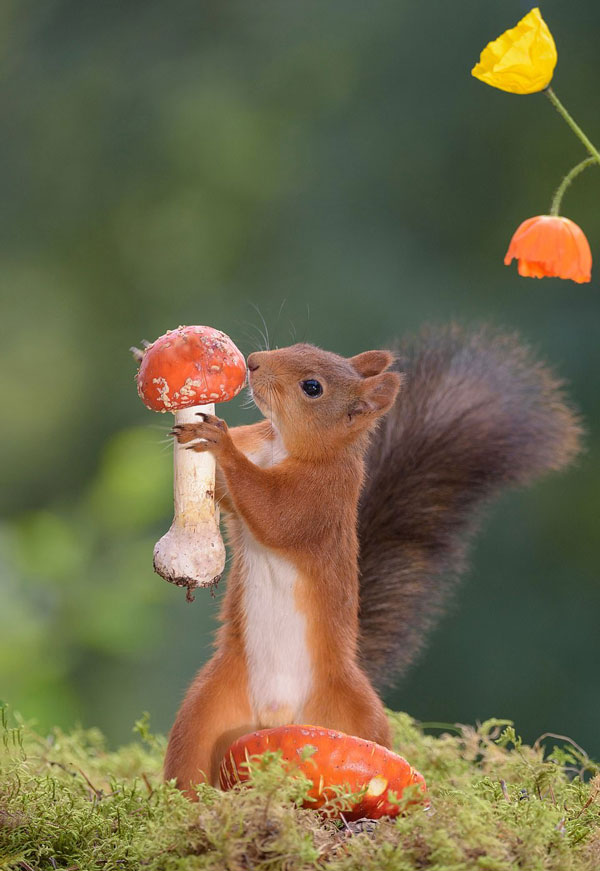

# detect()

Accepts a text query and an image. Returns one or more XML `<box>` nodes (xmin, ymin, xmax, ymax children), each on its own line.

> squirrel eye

<box><xmin>300</xmin><ymin>379</ymin><xmax>323</xmax><ymax>398</ymax></box>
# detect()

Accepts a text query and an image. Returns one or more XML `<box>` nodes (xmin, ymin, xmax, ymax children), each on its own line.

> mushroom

<box><xmin>134</xmin><ymin>325</ymin><xmax>246</xmax><ymax>600</ymax></box>
<box><xmin>219</xmin><ymin>725</ymin><xmax>427</xmax><ymax>819</ymax></box>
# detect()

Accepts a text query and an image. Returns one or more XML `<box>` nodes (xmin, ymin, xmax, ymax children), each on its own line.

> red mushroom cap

<box><xmin>136</xmin><ymin>325</ymin><xmax>246</xmax><ymax>412</ymax></box>
<box><xmin>219</xmin><ymin>724</ymin><xmax>427</xmax><ymax>820</ymax></box>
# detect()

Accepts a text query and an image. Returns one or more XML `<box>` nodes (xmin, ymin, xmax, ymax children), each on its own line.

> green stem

<box><xmin>545</xmin><ymin>88</ymin><xmax>600</xmax><ymax>163</ymax></box>
<box><xmin>550</xmin><ymin>157</ymin><xmax>597</xmax><ymax>216</ymax></box>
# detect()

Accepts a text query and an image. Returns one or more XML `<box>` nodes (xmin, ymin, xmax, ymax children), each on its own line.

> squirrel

<box><xmin>163</xmin><ymin>324</ymin><xmax>581</xmax><ymax>795</ymax></box>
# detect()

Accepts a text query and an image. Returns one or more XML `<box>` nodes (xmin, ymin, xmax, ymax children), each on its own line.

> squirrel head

<box><xmin>247</xmin><ymin>344</ymin><xmax>404</xmax><ymax>457</ymax></box>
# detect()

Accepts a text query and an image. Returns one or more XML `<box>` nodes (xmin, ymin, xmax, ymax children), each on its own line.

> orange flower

<box><xmin>504</xmin><ymin>215</ymin><xmax>592</xmax><ymax>283</ymax></box>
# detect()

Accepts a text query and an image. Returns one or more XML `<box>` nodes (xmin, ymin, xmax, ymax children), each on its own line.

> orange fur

<box><xmin>163</xmin><ymin>344</ymin><xmax>401</xmax><ymax>793</ymax></box>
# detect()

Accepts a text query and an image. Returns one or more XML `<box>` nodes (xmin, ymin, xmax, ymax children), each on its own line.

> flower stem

<box><xmin>550</xmin><ymin>157</ymin><xmax>597</xmax><ymax>216</ymax></box>
<box><xmin>545</xmin><ymin>88</ymin><xmax>600</xmax><ymax>164</ymax></box>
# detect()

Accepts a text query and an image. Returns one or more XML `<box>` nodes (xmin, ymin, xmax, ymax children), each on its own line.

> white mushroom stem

<box><xmin>153</xmin><ymin>403</ymin><xmax>225</xmax><ymax>598</ymax></box>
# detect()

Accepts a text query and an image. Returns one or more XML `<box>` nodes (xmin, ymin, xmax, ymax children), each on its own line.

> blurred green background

<box><xmin>1</xmin><ymin>0</ymin><xmax>599</xmax><ymax>757</ymax></box>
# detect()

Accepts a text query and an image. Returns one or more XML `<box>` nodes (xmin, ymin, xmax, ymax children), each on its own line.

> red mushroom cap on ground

<box><xmin>219</xmin><ymin>724</ymin><xmax>427</xmax><ymax>820</ymax></box>
<box><xmin>136</xmin><ymin>325</ymin><xmax>247</xmax><ymax>412</ymax></box>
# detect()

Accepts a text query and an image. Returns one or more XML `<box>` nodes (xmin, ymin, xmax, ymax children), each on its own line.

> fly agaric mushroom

<box><xmin>219</xmin><ymin>725</ymin><xmax>427</xmax><ymax>820</ymax></box>
<box><xmin>134</xmin><ymin>325</ymin><xmax>246</xmax><ymax>600</ymax></box>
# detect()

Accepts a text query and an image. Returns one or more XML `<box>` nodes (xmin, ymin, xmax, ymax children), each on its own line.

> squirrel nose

<box><xmin>247</xmin><ymin>353</ymin><xmax>260</xmax><ymax>372</ymax></box>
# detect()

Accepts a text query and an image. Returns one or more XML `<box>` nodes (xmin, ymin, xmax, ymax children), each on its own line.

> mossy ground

<box><xmin>1</xmin><ymin>705</ymin><xmax>599</xmax><ymax>871</ymax></box>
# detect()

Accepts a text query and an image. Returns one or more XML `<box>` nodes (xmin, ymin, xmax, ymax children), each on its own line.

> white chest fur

<box><xmin>246</xmin><ymin>428</ymin><xmax>289</xmax><ymax>469</ymax></box>
<box><xmin>241</xmin><ymin>429</ymin><xmax>313</xmax><ymax>724</ymax></box>
<box><xmin>241</xmin><ymin>532</ymin><xmax>312</xmax><ymax>724</ymax></box>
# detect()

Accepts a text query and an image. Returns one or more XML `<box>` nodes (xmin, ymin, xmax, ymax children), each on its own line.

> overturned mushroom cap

<box><xmin>219</xmin><ymin>725</ymin><xmax>427</xmax><ymax>819</ymax></box>
<box><xmin>137</xmin><ymin>325</ymin><xmax>247</xmax><ymax>412</ymax></box>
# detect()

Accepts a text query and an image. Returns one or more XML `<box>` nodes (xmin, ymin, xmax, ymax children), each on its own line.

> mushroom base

<box><xmin>153</xmin><ymin>522</ymin><xmax>225</xmax><ymax>600</ymax></box>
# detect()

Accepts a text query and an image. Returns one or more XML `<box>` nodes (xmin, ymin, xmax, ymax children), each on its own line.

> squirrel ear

<box><xmin>348</xmin><ymin>371</ymin><xmax>404</xmax><ymax>423</ymax></box>
<box><xmin>349</xmin><ymin>350</ymin><xmax>395</xmax><ymax>378</ymax></box>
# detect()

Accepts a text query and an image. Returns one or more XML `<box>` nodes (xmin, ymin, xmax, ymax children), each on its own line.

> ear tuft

<box><xmin>349</xmin><ymin>350</ymin><xmax>395</xmax><ymax>378</ymax></box>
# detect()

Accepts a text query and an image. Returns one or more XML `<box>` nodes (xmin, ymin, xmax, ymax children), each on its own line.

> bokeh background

<box><xmin>1</xmin><ymin>0</ymin><xmax>599</xmax><ymax>757</ymax></box>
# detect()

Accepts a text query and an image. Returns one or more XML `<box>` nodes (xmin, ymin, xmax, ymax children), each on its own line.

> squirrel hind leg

<box><xmin>164</xmin><ymin>653</ymin><xmax>254</xmax><ymax>793</ymax></box>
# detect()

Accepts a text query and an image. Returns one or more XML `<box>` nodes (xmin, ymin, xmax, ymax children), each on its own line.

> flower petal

<box><xmin>472</xmin><ymin>8</ymin><xmax>557</xmax><ymax>95</ymax></box>
<box><xmin>504</xmin><ymin>215</ymin><xmax>592</xmax><ymax>283</ymax></box>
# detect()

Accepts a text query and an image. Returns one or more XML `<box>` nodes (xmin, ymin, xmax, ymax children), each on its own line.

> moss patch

<box><xmin>0</xmin><ymin>706</ymin><xmax>599</xmax><ymax>870</ymax></box>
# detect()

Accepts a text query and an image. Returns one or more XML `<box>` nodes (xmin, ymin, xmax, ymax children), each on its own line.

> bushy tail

<box><xmin>358</xmin><ymin>324</ymin><xmax>582</xmax><ymax>688</ymax></box>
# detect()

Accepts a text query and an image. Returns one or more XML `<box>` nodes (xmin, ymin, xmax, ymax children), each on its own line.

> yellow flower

<box><xmin>471</xmin><ymin>7</ymin><xmax>557</xmax><ymax>94</ymax></box>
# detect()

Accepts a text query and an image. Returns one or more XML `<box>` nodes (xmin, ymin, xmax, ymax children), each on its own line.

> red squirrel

<box><xmin>163</xmin><ymin>325</ymin><xmax>581</xmax><ymax>795</ymax></box>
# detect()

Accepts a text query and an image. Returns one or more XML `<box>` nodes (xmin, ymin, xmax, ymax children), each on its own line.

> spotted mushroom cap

<box><xmin>136</xmin><ymin>325</ymin><xmax>247</xmax><ymax>412</ymax></box>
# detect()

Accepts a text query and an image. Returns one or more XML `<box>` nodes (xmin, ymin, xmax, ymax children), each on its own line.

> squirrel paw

<box><xmin>170</xmin><ymin>414</ymin><xmax>229</xmax><ymax>453</ymax></box>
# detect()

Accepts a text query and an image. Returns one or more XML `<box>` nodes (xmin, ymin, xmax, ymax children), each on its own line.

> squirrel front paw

<box><xmin>171</xmin><ymin>413</ymin><xmax>231</xmax><ymax>454</ymax></box>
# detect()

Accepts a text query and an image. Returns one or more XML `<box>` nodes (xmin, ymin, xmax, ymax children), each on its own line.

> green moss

<box><xmin>1</xmin><ymin>705</ymin><xmax>598</xmax><ymax>870</ymax></box>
